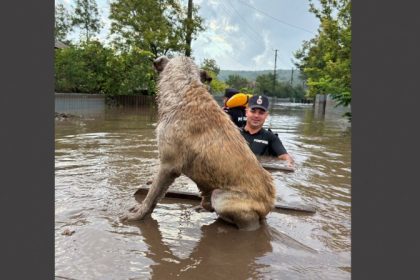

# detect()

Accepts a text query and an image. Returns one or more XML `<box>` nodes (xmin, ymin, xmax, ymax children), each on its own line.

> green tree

<box><xmin>225</xmin><ymin>74</ymin><xmax>250</xmax><ymax>91</ymax></box>
<box><xmin>105</xmin><ymin>47</ymin><xmax>156</xmax><ymax>95</ymax></box>
<box><xmin>255</xmin><ymin>73</ymin><xmax>278</xmax><ymax>96</ymax></box>
<box><xmin>254</xmin><ymin>73</ymin><xmax>303</xmax><ymax>98</ymax></box>
<box><xmin>71</xmin><ymin>0</ymin><xmax>102</xmax><ymax>42</ymax></box>
<box><xmin>294</xmin><ymin>0</ymin><xmax>351</xmax><ymax>110</ymax></box>
<box><xmin>200</xmin><ymin>59</ymin><xmax>226</xmax><ymax>94</ymax></box>
<box><xmin>109</xmin><ymin>0</ymin><xmax>204</xmax><ymax>57</ymax></box>
<box><xmin>290</xmin><ymin>84</ymin><xmax>306</xmax><ymax>100</ymax></box>
<box><xmin>55</xmin><ymin>46</ymin><xmax>86</xmax><ymax>92</ymax></box>
<box><xmin>206</xmin><ymin>71</ymin><xmax>229</xmax><ymax>95</ymax></box>
<box><xmin>201</xmin><ymin>58</ymin><xmax>220</xmax><ymax>75</ymax></box>
<box><xmin>55</xmin><ymin>41</ymin><xmax>113</xmax><ymax>93</ymax></box>
<box><xmin>55</xmin><ymin>3</ymin><xmax>72</xmax><ymax>43</ymax></box>
<box><xmin>55</xmin><ymin>41</ymin><xmax>156</xmax><ymax>95</ymax></box>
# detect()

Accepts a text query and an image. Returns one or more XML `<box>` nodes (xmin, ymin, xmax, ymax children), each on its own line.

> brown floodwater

<box><xmin>55</xmin><ymin>101</ymin><xmax>351</xmax><ymax>279</ymax></box>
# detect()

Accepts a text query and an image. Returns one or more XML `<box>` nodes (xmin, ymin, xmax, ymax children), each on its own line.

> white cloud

<box><xmin>251</xmin><ymin>32</ymin><xmax>272</xmax><ymax>68</ymax></box>
<box><xmin>63</xmin><ymin>0</ymin><xmax>319</xmax><ymax>70</ymax></box>
<box><xmin>191</xmin><ymin>0</ymin><xmax>319</xmax><ymax>70</ymax></box>
<box><xmin>206</xmin><ymin>0</ymin><xmax>220</xmax><ymax>8</ymax></box>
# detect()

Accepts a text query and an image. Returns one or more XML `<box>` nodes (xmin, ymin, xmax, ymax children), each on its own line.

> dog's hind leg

<box><xmin>122</xmin><ymin>164</ymin><xmax>180</xmax><ymax>222</ymax></box>
<box><xmin>211</xmin><ymin>189</ymin><xmax>262</xmax><ymax>231</ymax></box>
<box><xmin>199</xmin><ymin>189</ymin><xmax>215</xmax><ymax>212</ymax></box>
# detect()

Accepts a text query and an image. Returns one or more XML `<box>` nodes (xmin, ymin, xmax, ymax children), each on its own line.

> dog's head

<box><xmin>153</xmin><ymin>56</ymin><xmax>170</xmax><ymax>73</ymax></box>
<box><xmin>153</xmin><ymin>56</ymin><xmax>212</xmax><ymax>84</ymax></box>
<box><xmin>200</xmin><ymin>69</ymin><xmax>213</xmax><ymax>84</ymax></box>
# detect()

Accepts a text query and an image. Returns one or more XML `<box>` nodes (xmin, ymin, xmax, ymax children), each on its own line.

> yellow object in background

<box><xmin>226</xmin><ymin>93</ymin><xmax>253</xmax><ymax>108</ymax></box>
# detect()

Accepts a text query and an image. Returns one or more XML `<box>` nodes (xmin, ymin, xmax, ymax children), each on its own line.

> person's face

<box><xmin>246</xmin><ymin>107</ymin><xmax>268</xmax><ymax>128</ymax></box>
<box><xmin>223</xmin><ymin>97</ymin><xmax>228</xmax><ymax>105</ymax></box>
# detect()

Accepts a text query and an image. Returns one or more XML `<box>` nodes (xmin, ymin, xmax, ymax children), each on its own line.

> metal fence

<box><xmin>313</xmin><ymin>94</ymin><xmax>350</xmax><ymax>119</ymax></box>
<box><xmin>55</xmin><ymin>93</ymin><xmax>105</xmax><ymax>117</ymax></box>
<box><xmin>55</xmin><ymin>93</ymin><xmax>159</xmax><ymax>116</ymax></box>
<box><xmin>55</xmin><ymin>93</ymin><xmax>319</xmax><ymax>118</ymax></box>
<box><xmin>107</xmin><ymin>95</ymin><xmax>155</xmax><ymax>107</ymax></box>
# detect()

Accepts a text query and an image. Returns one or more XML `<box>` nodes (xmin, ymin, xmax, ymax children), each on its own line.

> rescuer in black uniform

<box><xmin>223</xmin><ymin>88</ymin><xmax>247</xmax><ymax>128</ymax></box>
<box><xmin>240</xmin><ymin>95</ymin><xmax>295</xmax><ymax>168</ymax></box>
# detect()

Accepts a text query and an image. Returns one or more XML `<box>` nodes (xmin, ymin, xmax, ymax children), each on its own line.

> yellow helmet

<box><xmin>226</xmin><ymin>93</ymin><xmax>253</xmax><ymax>108</ymax></box>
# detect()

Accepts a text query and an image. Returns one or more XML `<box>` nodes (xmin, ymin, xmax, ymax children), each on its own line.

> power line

<box><xmin>225</xmin><ymin>1</ymin><xmax>267</xmax><ymax>45</ymax></box>
<box><xmin>220</xmin><ymin>1</ymin><xmax>290</xmax><ymax>71</ymax></box>
<box><xmin>199</xmin><ymin>34</ymin><xmax>253</xmax><ymax>70</ymax></box>
<box><xmin>218</xmin><ymin>1</ymin><xmax>267</xmax><ymax>50</ymax></box>
<box><xmin>235</xmin><ymin>0</ymin><xmax>316</xmax><ymax>34</ymax></box>
<box><xmin>213</xmin><ymin>1</ymin><xmax>268</xmax><ymax>70</ymax></box>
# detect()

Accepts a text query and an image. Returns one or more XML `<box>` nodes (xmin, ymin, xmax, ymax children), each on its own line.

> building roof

<box><xmin>55</xmin><ymin>41</ymin><xmax>68</xmax><ymax>49</ymax></box>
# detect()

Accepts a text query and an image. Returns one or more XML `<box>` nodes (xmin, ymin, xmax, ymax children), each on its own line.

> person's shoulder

<box><xmin>265</xmin><ymin>128</ymin><xmax>280</xmax><ymax>140</ymax></box>
<box><xmin>260</xmin><ymin>127</ymin><xmax>271</xmax><ymax>135</ymax></box>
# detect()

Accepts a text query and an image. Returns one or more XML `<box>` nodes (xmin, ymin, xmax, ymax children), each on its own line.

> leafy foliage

<box><xmin>200</xmin><ymin>59</ymin><xmax>227</xmax><ymax>95</ymax></box>
<box><xmin>54</xmin><ymin>41</ymin><xmax>155</xmax><ymax>95</ymax></box>
<box><xmin>109</xmin><ymin>0</ymin><xmax>204</xmax><ymax>57</ymax></box>
<box><xmin>55</xmin><ymin>3</ymin><xmax>72</xmax><ymax>43</ymax></box>
<box><xmin>55</xmin><ymin>46</ymin><xmax>87</xmax><ymax>92</ymax></box>
<box><xmin>294</xmin><ymin>0</ymin><xmax>351</xmax><ymax>109</ymax></box>
<box><xmin>206</xmin><ymin>71</ymin><xmax>229</xmax><ymax>95</ymax></box>
<box><xmin>71</xmin><ymin>0</ymin><xmax>102</xmax><ymax>42</ymax></box>
<box><xmin>105</xmin><ymin>47</ymin><xmax>156</xmax><ymax>95</ymax></box>
<box><xmin>54</xmin><ymin>0</ymin><xmax>207</xmax><ymax>96</ymax></box>
<box><xmin>225</xmin><ymin>75</ymin><xmax>251</xmax><ymax>91</ymax></box>
<box><xmin>201</xmin><ymin>58</ymin><xmax>220</xmax><ymax>75</ymax></box>
<box><xmin>218</xmin><ymin>70</ymin><xmax>303</xmax><ymax>86</ymax></box>
<box><xmin>254</xmin><ymin>73</ymin><xmax>306</xmax><ymax>99</ymax></box>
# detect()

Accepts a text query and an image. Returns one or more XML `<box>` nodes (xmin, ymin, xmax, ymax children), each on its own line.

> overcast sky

<box><xmin>61</xmin><ymin>0</ymin><xmax>320</xmax><ymax>71</ymax></box>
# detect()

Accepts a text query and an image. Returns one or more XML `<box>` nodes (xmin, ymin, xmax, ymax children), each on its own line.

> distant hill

<box><xmin>218</xmin><ymin>69</ymin><xmax>304</xmax><ymax>86</ymax></box>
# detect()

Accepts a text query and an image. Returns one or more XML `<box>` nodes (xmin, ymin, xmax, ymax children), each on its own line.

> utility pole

<box><xmin>273</xmin><ymin>49</ymin><xmax>278</xmax><ymax>94</ymax></box>
<box><xmin>290</xmin><ymin>68</ymin><xmax>294</xmax><ymax>85</ymax></box>
<box><xmin>185</xmin><ymin>0</ymin><xmax>193</xmax><ymax>57</ymax></box>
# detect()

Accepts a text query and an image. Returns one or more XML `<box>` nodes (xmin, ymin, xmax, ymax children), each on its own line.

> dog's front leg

<box><xmin>121</xmin><ymin>165</ymin><xmax>180</xmax><ymax>222</ymax></box>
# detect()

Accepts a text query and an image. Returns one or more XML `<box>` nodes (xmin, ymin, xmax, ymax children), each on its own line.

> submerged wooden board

<box><xmin>260</xmin><ymin>162</ymin><xmax>295</xmax><ymax>172</ymax></box>
<box><xmin>134</xmin><ymin>187</ymin><xmax>316</xmax><ymax>214</ymax></box>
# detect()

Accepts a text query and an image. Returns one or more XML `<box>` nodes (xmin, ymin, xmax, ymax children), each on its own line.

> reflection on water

<box><xmin>55</xmin><ymin>103</ymin><xmax>351</xmax><ymax>279</ymax></box>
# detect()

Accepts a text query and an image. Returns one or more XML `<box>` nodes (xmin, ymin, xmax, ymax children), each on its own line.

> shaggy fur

<box><xmin>122</xmin><ymin>56</ymin><xmax>275</xmax><ymax>230</ymax></box>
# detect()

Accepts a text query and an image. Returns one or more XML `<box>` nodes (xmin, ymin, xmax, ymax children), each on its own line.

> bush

<box><xmin>54</xmin><ymin>41</ymin><xmax>156</xmax><ymax>95</ymax></box>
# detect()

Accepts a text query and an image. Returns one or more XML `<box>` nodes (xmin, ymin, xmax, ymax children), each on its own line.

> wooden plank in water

<box><xmin>260</xmin><ymin>162</ymin><xmax>295</xmax><ymax>172</ymax></box>
<box><xmin>134</xmin><ymin>187</ymin><xmax>200</xmax><ymax>200</ymax></box>
<box><xmin>133</xmin><ymin>187</ymin><xmax>316</xmax><ymax>214</ymax></box>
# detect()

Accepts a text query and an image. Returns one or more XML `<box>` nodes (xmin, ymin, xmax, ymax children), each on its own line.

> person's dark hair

<box><xmin>224</xmin><ymin>88</ymin><xmax>240</xmax><ymax>99</ymax></box>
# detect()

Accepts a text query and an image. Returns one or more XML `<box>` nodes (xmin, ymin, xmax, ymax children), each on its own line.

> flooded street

<box><xmin>55</xmin><ymin>101</ymin><xmax>351</xmax><ymax>279</ymax></box>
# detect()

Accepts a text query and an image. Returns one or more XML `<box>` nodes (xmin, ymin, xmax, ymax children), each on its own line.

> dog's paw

<box><xmin>129</xmin><ymin>204</ymin><xmax>141</xmax><ymax>213</ymax></box>
<box><xmin>192</xmin><ymin>205</ymin><xmax>213</xmax><ymax>213</ymax></box>
<box><xmin>120</xmin><ymin>214</ymin><xmax>130</xmax><ymax>223</ymax></box>
<box><xmin>121</xmin><ymin>206</ymin><xmax>150</xmax><ymax>223</ymax></box>
<box><xmin>120</xmin><ymin>212</ymin><xmax>143</xmax><ymax>223</ymax></box>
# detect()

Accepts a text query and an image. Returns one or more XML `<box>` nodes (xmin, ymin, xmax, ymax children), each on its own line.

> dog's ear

<box><xmin>153</xmin><ymin>56</ymin><xmax>170</xmax><ymax>73</ymax></box>
<box><xmin>200</xmin><ymin>70</ymin><xmax>213</xmax><ymax>84</ymax></box>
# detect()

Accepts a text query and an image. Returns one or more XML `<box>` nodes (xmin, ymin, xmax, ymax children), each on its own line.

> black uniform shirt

<box><xmin>224</xmin><ymin>107</ymin><xmax>247</xmax><ymax>128</ymax></box>
<box><xmin>240</xmin><ymin>127</ymin><xmax>287</xmax><ymax>157</ymax></box>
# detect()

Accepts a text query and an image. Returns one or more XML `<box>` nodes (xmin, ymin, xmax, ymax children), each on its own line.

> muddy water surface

<box><xmin>55</xmin><ymin>103</ymin><xmax>351</xmax><ymax>279</ymax></box>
